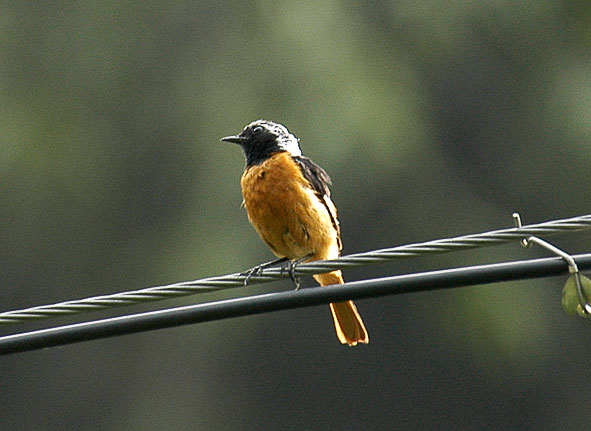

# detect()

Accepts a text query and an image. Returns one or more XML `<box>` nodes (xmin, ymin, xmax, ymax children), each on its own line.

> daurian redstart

<box><xmin>221</xmin><ymin>120</ymin><xmax>369</xmax><ymax>346</ymax></box>
<box><xmin>222</xmin><ymin>120</ymin><xmax>368</xmax><ymax>346</ymax></box>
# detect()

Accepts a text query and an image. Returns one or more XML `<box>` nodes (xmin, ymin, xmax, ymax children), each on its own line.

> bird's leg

<box><xmin>242</xmin><ymin>257</ymin><xmax>289</xmax><ymax>286</ymax></box>
<box><xmin>283</xmin><ymin>254</ymin><xmax>313</xmax><ymax>291</ymax></box>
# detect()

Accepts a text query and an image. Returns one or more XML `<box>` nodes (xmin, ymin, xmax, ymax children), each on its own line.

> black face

<box><xmin>221</xmin><ymin>123</ymin><xmax>282</xmax><ymax>167</ymax></box>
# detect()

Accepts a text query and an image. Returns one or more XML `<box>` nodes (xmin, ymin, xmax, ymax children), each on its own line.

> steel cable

<box><xmin>1</xmin><ymin>214</ymin><xmax>590</xmax><ymax>324</ymax></box>
<box><xmin>2</xmin><ymin>253</ymin><xmax>591</xmax><ymax>355</ymax></box>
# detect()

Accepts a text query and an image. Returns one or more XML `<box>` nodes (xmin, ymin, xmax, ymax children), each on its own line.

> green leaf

<box><xmin>561</xmin><ymin>274</ymin><xmax>591</xmax><ymax>318</ymax></box>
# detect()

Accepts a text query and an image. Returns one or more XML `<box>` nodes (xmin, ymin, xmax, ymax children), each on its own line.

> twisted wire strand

<box><xmin>3</xmin><ymin>253</ymin><xmax>591</xmax><ymax>355</ymax></box>
<box><xmin>2</xmin><ymin>214</ymin><xmax>591</xmax><ymax>324</ymax></box>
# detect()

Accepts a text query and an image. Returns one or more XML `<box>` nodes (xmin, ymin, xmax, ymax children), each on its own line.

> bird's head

<box><xmin>221</xmin><ymin>120</ymin><xmax>302</xmax><ymax>166</ymax></box>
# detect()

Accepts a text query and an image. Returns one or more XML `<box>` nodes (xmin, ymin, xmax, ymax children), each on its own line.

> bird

<box><xmin>221</xmin><ymin>120</ymin><xmax>369</xmax><ymax>346</ymax></box>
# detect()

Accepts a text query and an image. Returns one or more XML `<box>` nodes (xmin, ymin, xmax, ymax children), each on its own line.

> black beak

<box><xmin>220</xmin><ymin>135</ymin><xmax>246</xmax><ymax>144</ymax></box>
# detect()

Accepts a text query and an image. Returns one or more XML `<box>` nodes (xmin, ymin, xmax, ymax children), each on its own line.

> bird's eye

<box><xmin>252</xmin><ymin>126</ymin><xmax>264</xmax><ymax>134</ymax></box>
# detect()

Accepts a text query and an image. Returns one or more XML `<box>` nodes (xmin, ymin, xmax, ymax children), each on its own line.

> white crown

<box><xmin>247</xmin><ymin>120</ymin><xmax>302</xmax><ymax>157</ymax></box>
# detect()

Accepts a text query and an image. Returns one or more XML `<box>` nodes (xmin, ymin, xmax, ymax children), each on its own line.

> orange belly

<box><xmin>240</xmin><ymin>151</ymin><xmax>368</xmax><ymax>345</ymax></box>
<box><xmin>240</xmin><ymin>152</ymin><xmax>339</xmax><ymax>261</ymax></box>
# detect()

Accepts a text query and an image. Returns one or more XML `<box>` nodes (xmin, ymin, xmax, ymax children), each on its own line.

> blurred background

<box><xmin>1</xmin><ymin>1</ymin><xmax>591</xmax><ymax>429</ymax></box>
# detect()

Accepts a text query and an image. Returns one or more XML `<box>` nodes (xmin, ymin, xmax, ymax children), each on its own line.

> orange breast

<box><xmin>240</xmin><ymin>152</ymin><xmax>339</xmax><ymax>261</ymax></box>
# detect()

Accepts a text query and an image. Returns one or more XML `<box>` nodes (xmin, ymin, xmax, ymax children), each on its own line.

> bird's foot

<box><xmin>241</xmin><ymin>257</ymin><xmax>289</xmax><ymax>286</ymax></box>
<box><xmin>282</xmin><ymin>254</ymin><xmax>313</xmax><ymax>291</ymax></box>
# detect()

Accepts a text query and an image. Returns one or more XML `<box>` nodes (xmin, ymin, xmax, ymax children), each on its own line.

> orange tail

<box><xmin>313</xmin><ymin>270</ymin><xmax>369</xmax><ymax>346</ymax></box>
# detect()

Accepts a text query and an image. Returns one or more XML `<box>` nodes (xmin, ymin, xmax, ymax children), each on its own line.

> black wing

<box><xmin>293</xmin><ymin>156</ymin><xmax>332</xmax><ymax>196</ymax></box>
<box><xmin>293</xmin><ymin>156</ymin><xmax>342</xmax><ymax>251</ymax></box>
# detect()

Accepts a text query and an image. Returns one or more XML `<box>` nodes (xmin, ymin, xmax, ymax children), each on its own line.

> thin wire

<box><xmin>2</xmin><ymin>213</ymin><xmax>591</xmax><ymax>324</ymax></box>
<box><xmin>2</xmin><ymin>253</ymin><xmax>591</xmax><ymax>355</ymax></box>
<box><xmin>513</xmin><ymin>213</ymin><xmax>591</xmax><ymax>314</ymax></box>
